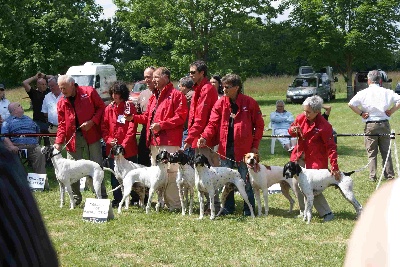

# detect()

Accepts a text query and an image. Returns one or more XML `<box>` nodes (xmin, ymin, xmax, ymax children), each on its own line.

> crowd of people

<box><xmin>1</xmin><ymin>67</ymin><xmax>399</xmax><ymax>221</ymax></box>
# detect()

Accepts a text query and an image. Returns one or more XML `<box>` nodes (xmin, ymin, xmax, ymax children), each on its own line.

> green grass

<box><xmin>6</xmin><ymin>73</ymin><xmax>400</xmax><ymax>266</ymax></box>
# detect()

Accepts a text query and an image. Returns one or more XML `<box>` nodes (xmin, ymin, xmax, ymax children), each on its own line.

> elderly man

<box><xmin>42</xmin><ymin>76</ymin><xmax>62</xmax><ymax>145</ymax></box>
<box><xmin>349</xmin><ymin>70</ymin><xmax>400</xmax><ymax>182</ymax></box>
<box><xmin>22</xmin><ymin>72</ymin><xmax>52</xmax><ymax>146</ymax></box>
<box><xmin>55</xmin><ymin>75</ymin><xmax>106</xmax><ymax>205</ymax></box>
<box><xmin>270</xmin><ymin>100</ymin><xmax>296</xmax><ymax>151</ymax></box>
<box><xmin>129</xmin><ymin>67</ymin><xmax>188</xmax><ymax>211</ymax></box>
<box><xmin>1</xmin><ymin>102</ymin><xmax>47</xmax><ymax>188</ymax></box>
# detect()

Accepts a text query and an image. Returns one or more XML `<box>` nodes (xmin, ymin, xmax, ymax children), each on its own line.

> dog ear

<box><xmin>295</xmin><ymin>163</ymin><xmax>302</xmax><ymax>176</ymax></box>
<box><xmin>255</xmin><ymin>153</ymin><xmax>259</xmax><ymax>163</ymax></box>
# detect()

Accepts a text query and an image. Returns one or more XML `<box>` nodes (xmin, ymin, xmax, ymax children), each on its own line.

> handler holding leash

<box><xmin>348</xmin><ymin>70</ymin><xmax>400</xmax><ymax>182</ymax></box>
<box><xmin>288</xmin><ymin>95</ymin><xmax>340</xmax><ymax>222</ymax></box>
<box><xmin>55</xmin><ymin>75</ymin><xmax>107</xmax><ymax>206</ymax></box>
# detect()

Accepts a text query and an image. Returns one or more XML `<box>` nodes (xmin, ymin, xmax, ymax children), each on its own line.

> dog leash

<box><xmin>204</xmin><ymin>144</ymin><xmax>239</xmax><ymax>164</ymax></box>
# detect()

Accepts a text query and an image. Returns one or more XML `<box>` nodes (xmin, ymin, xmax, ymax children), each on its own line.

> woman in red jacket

<box><xmin>101</xmin><ymin>82</ymin><xmax>138</xmax><ymax>207</ymax></box>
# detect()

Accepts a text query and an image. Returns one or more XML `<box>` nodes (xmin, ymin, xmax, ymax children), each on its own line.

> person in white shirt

<box><xmin>41</xmin><ymin>76</ymin><xmax>62</xmax><ymax>145</ymax></box>
<box><xmin>270</xmin><ymin>100</ymin><xmax>296</xmax><ymax>151</ymax></box>
<box><xmin>348</xmin><ymin>70</ymin><xmax>400</xmax><ymax>182</ymax></box>
<box><xmin>0</xmin><ymin>84</ymin><xmax>10</xmax><ymax>126</ymax></box>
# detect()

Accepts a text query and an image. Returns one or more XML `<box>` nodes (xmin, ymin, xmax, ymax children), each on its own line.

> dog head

<box><xmin>244</xmin><ymin>153</ymin><xmax>259</xmax><ymax>167</ymax></box>
<box><xmin>40</xmin><ymin>146</ymin><xmax>59</xmax><ymax>162</ymax></box>
<box><xmin>169</xmin><ymin>150</ymin><xmax>192</xmax><ymax>165</ymax></box>
<box><xmin>283</xmin><ymin>161</ymin><xmax>302</xmax><ymax>179</ymax></box>
<box><xmin>194</xmin><ymin>154</ymin><xmax>211</xmax><ymax>168</ymax></box>
<box><xmin>110</xmin><ymin>144</ymin><xmax>125</xmax><ymax>157</ymax></box>
<box><xmin>155</xmin><ymin>150</ymin><xmax>170</xmax><ymax>164</ymax></box>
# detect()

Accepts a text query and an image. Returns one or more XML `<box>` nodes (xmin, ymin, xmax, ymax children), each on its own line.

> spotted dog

<box><xmin>283</xmin><ymin>161</ymin><xmax>363</xmax><ymax>224</ymax></box>
<box><xmin>244</xmin><ymin>152</ymin><xmax>296</xmax><ymax>216</ymax></box>
<box><xmin>169</xmin><ymin>151</ymin><xmax>195</xmax><ymax>215</ymax></box>
<box><xmin>194</xmin><ymin>154</ymin><xmax>255</xmax><ymax>220</ymax></box>
<box><xmin>109</xmin><ymin>144</ymin><xmax>146</xmax><ymax>208</ymax></box>
<box><xmin>41</xmin><ymin>146</ymin><xmax>105</xmax><ymax>209</ymax></box>
<box><xmin>115</xmin><ymin>150</ymin><xmax>170</xmax><ymax>214</ymax></box>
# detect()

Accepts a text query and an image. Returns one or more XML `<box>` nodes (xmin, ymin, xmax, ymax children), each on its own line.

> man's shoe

<box><xmin>219</xmin><ymin>208</ymin><xmax>233</xmax><ymax>216</ymax></box>
<box><xmin>323</xmin><ymin>212</ymin><xmax>334</xmax><ymax>222</ymax></box>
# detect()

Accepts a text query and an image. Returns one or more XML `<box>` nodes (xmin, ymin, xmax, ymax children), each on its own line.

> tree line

<box><xmin>1</xmin><ymin>0</ymin><xmax>399</xmax><ymax>97</ymax></box>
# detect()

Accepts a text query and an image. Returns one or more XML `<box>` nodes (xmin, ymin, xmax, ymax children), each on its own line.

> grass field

<box><xmin>5</xmin><ymin>72</ymin><xmax>400</xmax><ymax>266</ymax></box>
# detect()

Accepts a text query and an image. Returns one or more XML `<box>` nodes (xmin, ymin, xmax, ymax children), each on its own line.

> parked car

<box><xmin>395</xmin><ymin>82</ymin><xmax>400</xmax><ymax>95</ymax></box>
<box><xmin>353</xmin><ymin>70</ymin><xmax>392</xmax><ymax>94</ymax></box>
<box><xmin>129</xmin><ymin>80</ymin><xmax>147</xmax><ymax>105</ymax></box>
<box><xmin>286</xmin><ymin>66</ymin><xmax>337</xmax><ymax>104</ymax></box>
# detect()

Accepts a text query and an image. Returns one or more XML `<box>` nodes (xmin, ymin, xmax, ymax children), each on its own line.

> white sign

<box><xmin>27</xmin><ymin>173</ymin><xmax>47</xmax><ymax>191</ymax></box>
<box><xmin>82</xmin><ymin>198</ymin><xmax>114</xmax><ymax>223</ymax></box>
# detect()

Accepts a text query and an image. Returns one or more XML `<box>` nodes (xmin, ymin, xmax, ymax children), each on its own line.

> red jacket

<box><xmin>289</xmin><ymin>113</ymin><xmax>338</xmax><ymax>171</ymax></box>
<box><xmin>201</xmin><ymin>94</ymin><xmax>264</xmax><ymax>162</ymax></box>
<box><xmin>101</xmin><ymin>101</ymin><xmax>138</xmax><ymax>158</ymax></box>
<box><xmin>185</xmin><ymin>78</ymin><xmax>218</xmax><ymax>148</ymax></box>
<box><xmin>56</xmin><ymin>85</ymin><xmax>105</xmax><ymax>152</ymax></box>
<box><xmin>134</xmin><ymin>82</ymin><xmax>188</xmax><ymax>147</ymax></box>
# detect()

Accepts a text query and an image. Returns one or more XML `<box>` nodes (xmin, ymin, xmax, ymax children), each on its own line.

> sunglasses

<box><xmin>189</xmin><ymin>71</ymin><xmax>197</xmax><ymax>75</ymax></box>
<box><xmin>223</xmin><ymin>85</ymin><xmax>235</xmax><ymax>89</ymax></box>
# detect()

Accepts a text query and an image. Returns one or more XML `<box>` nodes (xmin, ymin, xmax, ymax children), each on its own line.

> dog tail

<box><xmin>343</xmin><ymin>171</ymin><xmax>355</xmax><ymax>176</ymax></box>
<box><xmin>103</xmin><ymin>167</ymin><xmax>116</xmax><ymax>176</ymax></box>
<box><xmin>108</xmin><ymin>184</ymin><xmax>122</xmax><ymax>194</ymax></box>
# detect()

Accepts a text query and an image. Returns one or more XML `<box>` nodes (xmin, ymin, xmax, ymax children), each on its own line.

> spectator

<box><xmin>101</xmin><ymin>81</ymin><xmax>139</xmax><ymax>208</ymax></box>
<box><xmin>321</xmin><ymin>104</ymin><xmax>337</xmax><ymax>144</ymax></box>
<box><xmin>55</xmin><ymin>75</ymin><xmax>107</xmax><ymax>205</ymax></box>
<box><xmin>348</xmin><ymin>70</ymin><xmax>400</xmax><ymax>182</ymax></box>
<box><xmin>22</xmin><ymin>72</ymin><xmax>51</xmax><ymax>146</ymax></box>
<box><xmin>41</xmin><ymin>76</ymin><xmax>62</xmax><ymax>145</ymax></box>
<box><xmin>288</xmin><ymin>95</ymin><xmax>340</xmax><ymax>222</ymax></box>
<box><xmin>270</xmin><ymin>100</ymin><xmax>296</xmax><ymax>152</ymax></box>
<box><xmin>0</xmin><ymin>142</ymin><xmax>59</xmax><ymax>266</ymax></box>
<box><xmin>135</xmin><ymin>67</ymin><xmax>155</xmax><ymax>167</ymax></box>
<box><xmin>210</xmin><ymin>74</ymin><xmax>224</xmax><ymax>98</ymax></box>
<box><xmin>198</xmin><ymin>74</ymin><xmax>264</xmax><ymax>216</ymax></box>
<box><xmin>130</xmin><ymin>67</ymin><xmax>188</xmax><ymax>211</ymax></box>
<box><xmin>1</xmin><ymin>102</ymin><xmax>48</xmax><ymax>189</ymax></box>
<box><xmin>0</xmin><ymin>83</ymin><xmax>10</xmax><ymax>126</ymax></box>
<box><xmin>178</xmin><ymin>76</ymin><xmax>194</xmax><ymax>152</ymax></box>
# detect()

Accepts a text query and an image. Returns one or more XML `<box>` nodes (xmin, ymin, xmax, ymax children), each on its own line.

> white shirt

<box><xmin>0</xmin><ymin>98</ymin><xmax>10</xmax><ymax>121</ymax></box>
<box><xmin>348</xmin><ymin>84</ymin><xmax>400</xmax><ymax>122</ymax></box>
<box><xmin>41</xmin><ymin>92</ymin><xmax>62</xmax><ymax>125</ymax></box>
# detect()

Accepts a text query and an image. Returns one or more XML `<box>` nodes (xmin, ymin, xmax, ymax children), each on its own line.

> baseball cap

<box><xmin>0</xmin><ymin>84</ymin><xmax>5</xmax><ymax>90</ymax></box>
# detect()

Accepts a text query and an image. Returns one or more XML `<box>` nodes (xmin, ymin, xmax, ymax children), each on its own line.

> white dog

<box><xmin>108</xmin><ymin>144</ymin><xmax>146</xmax><ymax>208</ymax></box>
<box><xmin>194</xmin><ymin>154</ymin><xmax>255</xmax><ymax>220</ymax></box>
<box><xmin>244</xmin><ymin>153</ymin><xmax>296</xmax><ymax>216</ymax></box>
<box><xmin>283</xmin><ymin>161</ymin><xmax>363</xmax><ymax>224</ymax></box>
<box><xmin>115</xmin><ymin>150</ymin><xmax>170</xmax><ymax>214</ymax></box>
<box><xmin>169</xmin><ymin>151</ymin><xmax>195</xmax><ymax>215</ymax></box>
<box><xmin>41</xmin><ymin>146</ymin><xmax>105</xmax><ymax>209</ymax></box>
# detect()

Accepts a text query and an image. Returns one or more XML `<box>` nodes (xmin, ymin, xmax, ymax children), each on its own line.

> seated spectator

<box><xmin>270</xmin><ymin>100</ymin><xmax>296</xmax><ymax>151</ymax></box>
<box><xmin>0</xmin><ymin>84</ymin><xmax>10</xmax><ymax>126</ymax></box>
<box><xmin>1</xmin><ymin>102</ymin><xmax>48</xmax><ymax>189</ymax></box>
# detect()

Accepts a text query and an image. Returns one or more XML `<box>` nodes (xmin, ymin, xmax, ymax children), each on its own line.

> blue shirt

<box><xmin>1</xmin><ymin>115</ymin><xmax>40</xmax><ymax>144</ymax></box>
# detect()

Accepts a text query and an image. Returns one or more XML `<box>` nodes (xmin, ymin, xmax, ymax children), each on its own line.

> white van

<box><xmin>66</xmin><ymin>62</ymin><xmax>117</xmax><ymax>102</ymax></box>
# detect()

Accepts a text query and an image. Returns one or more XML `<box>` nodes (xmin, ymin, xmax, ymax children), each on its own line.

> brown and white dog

<box><xmin>244</xmin><ymin>153</ymin><xmax>297</xmax><ymax>216</ymax></box>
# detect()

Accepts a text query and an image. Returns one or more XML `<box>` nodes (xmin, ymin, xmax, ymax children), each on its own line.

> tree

<box><xmin>114</xmin><ymin>0</ymin><xmax>281</xmax><ymax>80</ymax></box>
<box><xmin>284</xmin><ymin>0</ymin><xmax>400</xmax><ymax>99</ymax></box>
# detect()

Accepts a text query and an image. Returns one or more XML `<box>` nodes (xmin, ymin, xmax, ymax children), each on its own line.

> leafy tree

<box><xmin>114</xmin><ymin>0</ymin><xmax>281</xmax><ymax>80</ymax></box>
<box><xmin>284</xmin><ymin>0</ymin><xmax>400</xmax><ymax>98</ymax></box>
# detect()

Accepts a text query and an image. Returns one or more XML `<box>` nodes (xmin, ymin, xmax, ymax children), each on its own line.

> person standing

<box><xmin>178</xmin><ymin>76</ymin><xmax>194</xmax><ymax>153</ymax></box>
<box><xmin>198</xmin><ymin>74</ymin><xmax>264</xmax><ymax>216</ymax></box>
<box><xmin>348</xmin><ymin>70</ymin><xmax>400</xmax><ymax>182</ymax></box>
<box><xmin>270</xmin><ymin>100</ymin><xmax>296</xmax><ymax>152</ymax></box>
<box><xmin>22</xmin><ymin>72</ymin><xmax>51</xmax><ymax>146</ymax></box>
<box><xmin>41</xmin><ymin>76</ymin><xmax>62</xmax><ymax>145</ymax></box>
<box><xmin>102</xmin><ymin>81</ymin><xmax>139</xmax><ymax>207</ymax></box>
<box><xmin>55</xmin><ymin>75</ymin><xmax>106</xmax><ymax>205</ymax></box>
<box><xmin>288</xmin><ymin>95</ymin><xmax>340</xmax><ymax>222</ymax></box>
<box><xmin>130</xmin><ymin>67</ymin><xmax>188</xmax><ymax>211</ymax></box>
<box><xmin>136</xmin><ymin>67</ymin><xmax>155</xmax><ymax>167</ymax></box>
<box><xmin>0</xmin><ymin>84</ymin><xmax>10</xmax><ymax>126</ymax></box>
<box><xmin>210</xmin><ymin>74</ymin><xmax>224</xmax><ymax>98</ymax></box>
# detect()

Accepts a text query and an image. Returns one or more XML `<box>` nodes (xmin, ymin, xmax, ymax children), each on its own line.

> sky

<box><xmin>94</xmin><ymin>0</ymin><xmax>290</xmax><ymax>21</ymax></box>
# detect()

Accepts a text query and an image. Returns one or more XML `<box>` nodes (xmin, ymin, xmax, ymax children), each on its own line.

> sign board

<box><xmin>27</xmin><ymin>173</ymin><xmax>47</xmax><ymax>191</ymax></box>
<box><xmin>82</xmin><ymin>198</ymin><xmax>114</xmax><ymax>223</ymax></box>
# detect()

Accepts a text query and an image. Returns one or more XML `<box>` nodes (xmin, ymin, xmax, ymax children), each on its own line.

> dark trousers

<box><xmin>34</xmin><ymin>120</ymin><xmax>50</xmax><ymax>146</ymax></box>
<box><xmin>137</xmin><ymin>126</ymin><xmax>151</xmax><ymax>167</ymax></box>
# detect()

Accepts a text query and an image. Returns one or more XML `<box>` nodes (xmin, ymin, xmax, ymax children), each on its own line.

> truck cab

<box><xmin>286</xmin><ymin>66</ymin><xmax>337</xmax><ymax>104</ymax></box>
<box><xmin>66</xmin><ymin>62</ymin><xmax>117</xmax><ymax>103</ymax></box>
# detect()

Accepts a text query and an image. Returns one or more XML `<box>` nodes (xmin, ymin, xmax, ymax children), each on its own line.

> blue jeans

<box><xmin>220</xmin><ymin>147</ymin><xmax>255</xmax><ymax>215</ymax></box>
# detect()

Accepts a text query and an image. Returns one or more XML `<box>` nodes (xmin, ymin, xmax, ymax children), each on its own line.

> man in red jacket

<box><xmin>198</xmin><ymin>74</ymin><xmax>264</xmax><ymax>216</ymax></box>
<box><xmin>55</xmin><ymin>75</ymin><xmax>106</xmax><ymax>205</ymax></box>
<box><xmin>288</xmin><ymin>95</ymin><xmax>341</xmax><ymax>222</ymax></box>
<box><xmin>131</xmin><ymin>67</ymin><xmax>188</xmax><ymax>211</ymax></box>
